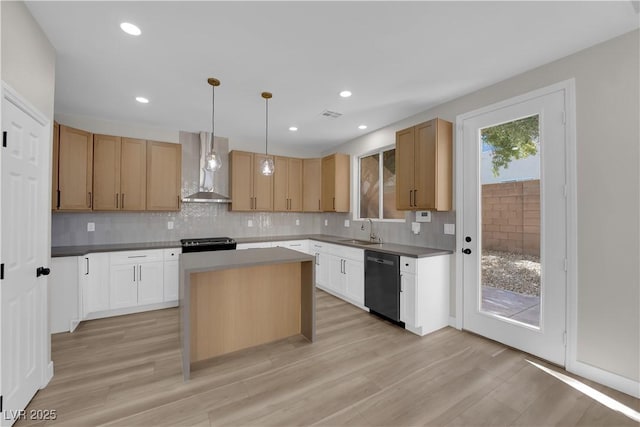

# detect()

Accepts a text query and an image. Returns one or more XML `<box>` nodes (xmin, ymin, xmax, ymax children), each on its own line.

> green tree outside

<box><xmin>481</xmin><ymin>115</ymin><xmax>539</xmax><ymax>176</ymax></box>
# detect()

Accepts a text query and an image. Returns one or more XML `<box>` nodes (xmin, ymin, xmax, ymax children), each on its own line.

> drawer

<box><xmin>400</xmin><ymin>256</ymin><xmax>416</xmax><ymax>274</ymax></box>
<box><xmin>273</xmin><ymin>240</ymin><xmax>309</xmax><ymax>253</ymax></box>
<box><xmin>309</xmin><ymin>240</ymin><xmax>325</xmax><ymax>252</ymax></box>
<box><xmin>340</xmin><ymin>245</ymin><xmax>364</xmax><ymax>262</ymax></box>
<box><xmin>110</xmin><ymin>249</ymin><xmax>164</xmax><ymax>265</ymax></box>
<box><xmin>237</xmin><ymin>242</ymin><xmax>272</xmax><ymax>250</ymax></box>
<box><xmin>163</xmin><ymin>247</ymin><xmax>181</xmax><ymax>261</ymax></box>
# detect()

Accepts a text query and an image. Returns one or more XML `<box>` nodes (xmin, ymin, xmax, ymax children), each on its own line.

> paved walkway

<box><xmin>481</xmin><ymin>285</ymin><xmax>540</xmax><ymax>327</ymax></box>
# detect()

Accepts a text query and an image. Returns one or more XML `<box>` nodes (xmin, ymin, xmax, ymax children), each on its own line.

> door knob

<box><xmin>36</xmin><ymin>267</ymin><xmax>51</xmax><ymax>277</ymax></box>
<box><xmin>462</xmin><ymin>248</ymin><xmax>472</xmax><ymax>255</ymax></box>
<box><xmin>465</xmin><ymin>236</ymin><xmax>472</xmax><ymax>242</ymax></box>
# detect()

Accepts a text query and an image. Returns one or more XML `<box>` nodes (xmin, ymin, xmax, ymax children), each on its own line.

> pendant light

<box><xmin>260</xmin><ymin>91</ymin><xmax>275</xmax><ymax>176</ymax></box>
<box><xmin>205</xmin><ymin>78</ymin><xmax>222</xmax><ymax>172</ymax></box>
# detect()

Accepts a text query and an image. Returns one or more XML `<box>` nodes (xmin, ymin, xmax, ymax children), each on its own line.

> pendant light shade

<box><xmin>260</xmin><ymin>91</ymin><xmax>275</xmax><ymax>176</ymax></box>
<box><xmin>205</xmin><ymin>78</ymin><xmax>222</xmax><ymax>172</ymax></box>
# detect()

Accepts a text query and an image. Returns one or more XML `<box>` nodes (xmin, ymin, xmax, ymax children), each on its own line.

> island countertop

<box><xmin>180</xmin><ymin>246</ymin><xmax>315</xmax><ymax>273</ymax></box>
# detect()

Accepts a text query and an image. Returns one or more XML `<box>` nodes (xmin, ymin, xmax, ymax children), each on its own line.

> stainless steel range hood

<box><xmin>182</xmin><ymin>132</ymin><xmax>231</xmax><ymax>203</ymax></box>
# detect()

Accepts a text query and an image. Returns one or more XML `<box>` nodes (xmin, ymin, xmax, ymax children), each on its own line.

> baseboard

<box><xmin>449</xmin><ymin>316</ymin><xmax>459</xmax><ymax>329</ymax></box>
<box><xmin>567</xmin><ymin>359</ymin><xmax>640</xmax><ymax>398</ymax></box>
<box><xmin>42</xmin><ymin>361</ymin><xmax>54</xmax><ymax>388</ymax></box>
<box><xmin>85</xmin><ymin>301</ymin><xmax>179</xmax><ymax>321</ymax></box>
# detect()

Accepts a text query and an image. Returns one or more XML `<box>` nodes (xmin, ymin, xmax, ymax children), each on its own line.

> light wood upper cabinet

<box><xmin>146</xmin><ymin>141</ymin><xmax>182</xmax><ymax>211</ymax></box>
<box><xmin>274</xmin><ymin>156</ymin><xmax>302</xmax><ymax>212</ymax></box>
<box><xmin>58</xmin><ymin>125</ymin><xmax>93</xmax><ymax>211</ymax></box>
<box><xmin>303</xmin><ymin>158</ymin><xmax>322</xmax><ymax>212</ymax></box>
<box><xmin>120</xmin><ymin>138</ymin><xmax>147</xmax><ymax>211</ymax></box>
<box><xmin>321</xmin><ymin>153</ymin><xmax>350</xmax><ymax>212</ymax></box>
<box><xmin>93</xmin><ymin>136</ymin><xmax>147</xmax><ymax>211</ymax></box>
<box><xmin>92</xmin><ymin>134</ymin><xmax>121</xmax><ymax>211</ymax></box>
<box><xmin>395</xmin><ymin>118</ymin><xmax>452</xmax><ymax>211</ymax></box>
<box><xmin>230</xmin><ymin>150</ymin><xmax>274</xmax><ymax>211</ymax></box>
<box><xmin>52</xmin><ymin>122</ymin><xmax>59</xmax><ymax>210</ymax></box>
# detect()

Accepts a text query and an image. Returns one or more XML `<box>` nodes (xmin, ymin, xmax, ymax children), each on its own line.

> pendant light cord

<box><xmin>265</xmin><ymin>97</ymin><xmax>269</xmax><ymax>156</ymax></box>
<box><xmin>211</xmin><ymin>84</ymin><xmax>215</xmax><ymax>153</ymax></box>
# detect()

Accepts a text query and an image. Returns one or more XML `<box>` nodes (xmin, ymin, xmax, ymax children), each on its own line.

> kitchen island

<box><xmin>179</xmin><ymin>247</ymin><xmax>315</xmax><ymax>380</ymax></box>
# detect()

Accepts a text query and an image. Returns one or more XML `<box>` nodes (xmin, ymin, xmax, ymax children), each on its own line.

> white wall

<box><xmin>1</xmin><ymin>1</ymin><xmax>56</xmax><ymax>120</ymax></box>
<box><xmin>55</xmin><ymin>112</ymin><xmax>180</xmax><ymax>143</ymax></box>
<box><xmin>333</xmin><ymin>30</ymin><xmax>640</xmax><ymax>383</ymax></box>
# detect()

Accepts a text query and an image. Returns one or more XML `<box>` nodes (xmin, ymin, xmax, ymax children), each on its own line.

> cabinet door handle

<box><xmin>122</xmin><ymin>193</ymin><xmax>125</xmax><ymax>210</ymax></box>
<box><xmin>139</xmin><ymin>265</ymin><xmax>142</xmax><ymax>281</ymax></box>
<box><xmin>177</xmin><ymin>195</ymin><xmax>181</xmax><ymax>210</ymax></box>
<box><xmin>85</xmin><ymin>257</ymin><xmax>89</xmax><ymax>275</ymax></box>
<box><xmin>333</xmin><ymin>197</ymin><xmax>335</xmax><ymax>210</ymax></box>
<box><xmin>343</xmin><ymin>259</ymin><xmax>346</xmax><ymax>274</ymax></box>
<box><xmin>400</xmin><ymin>274</ymin><xmax>403</xmax><ymax>292</ymax></box>
<box><xmin>116</xmin><ymin>193</ymin><xmax>119</xmax><ymax>209</ymax></box>
<box><xmin>88</xmin><ymin>192</ymin><xmax>92</xmax><ymax>208</ymax></box>
<box><xmin>133</xmin><ymin>265</ymin><xmax>136</xmax><ymax>282</ymax></box>
<box><xmin>409</xmin><ymin>190</ymin><xmax>413</xmax><ymax>207</ymax></box>
<box><xmin>318</xmin><ymin>199</ymin><xmax>320</xmax><ymax>211</ymax></box>
<box><xmin>413</xmin><ymin>189</ymin><xmax>417</xmax><ymax>207</ymax></box>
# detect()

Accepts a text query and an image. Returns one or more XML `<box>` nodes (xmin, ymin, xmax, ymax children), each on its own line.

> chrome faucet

<box><xmin>367</xmin><ymin>218</ymin><xmax>381</xmax><ymax>243</ymax></box>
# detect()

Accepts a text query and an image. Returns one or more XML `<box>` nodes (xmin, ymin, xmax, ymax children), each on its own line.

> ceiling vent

<box><xmin>321</xmin><ymin>110</ymin><xmax>343</xmax><ymax>119</ymax></box>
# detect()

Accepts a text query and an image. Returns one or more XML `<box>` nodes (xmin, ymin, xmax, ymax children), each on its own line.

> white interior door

<box><xmin>461</xmin><ymin>88</ymin><xmax>567</xmax><ymax>365</ymax></box>
<box><xmin>1</xmin><ymin>86</ymin><xmax>51</xmax><ymax>426</ymax></box>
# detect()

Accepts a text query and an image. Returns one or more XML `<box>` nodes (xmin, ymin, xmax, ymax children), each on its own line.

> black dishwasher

<box><xmin>364</xmin><ymin>250</ymin><xmax>401</xmax><ymax>323</ymax></box>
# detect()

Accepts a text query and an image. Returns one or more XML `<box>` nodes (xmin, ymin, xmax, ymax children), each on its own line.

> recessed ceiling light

<box><xmin>339</xmin><ymin>90</ymin><xmax>352</xmax><ymax>98</ymax></box>
<box><xmin>135</xmin><ymin>96</ymin><xmax>149</xmax><ymax>104</ymax></box>
<box><xmin>120</xmin><ymin>22</ymin><xmax>141</xmax><ymax>36</ymax></box>
<box><xmin>358</xmin><ymin>124</ymin><xmax>367</xmax><ymax>130</ymax></box>
<box><xmin>289</xmin><ymin>126</ymin><xmax>298</xmax><ymax>132</ymax></box>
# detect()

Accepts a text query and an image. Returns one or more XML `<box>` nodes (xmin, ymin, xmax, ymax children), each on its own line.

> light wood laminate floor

<box><xmin>19</xmin><ymin>290</ymin><xmax>638</xmax><ymax>426</ymax></box>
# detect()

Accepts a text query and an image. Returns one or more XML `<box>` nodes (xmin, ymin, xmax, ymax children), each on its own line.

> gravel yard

<box><xmin>482</xmin><ymin>250</ymin><xmax>541</xmax><ymax>296</ymax></box>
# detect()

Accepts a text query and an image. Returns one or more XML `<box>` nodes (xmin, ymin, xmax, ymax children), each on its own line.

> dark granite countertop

<box><xmin>236</xmin><ymin>234</ymin><xmax>452</xmax><ymax>258</ymax></box>
<box><xmin>52</xmin><ymin>234</ymin><xmax>451</xmax><ymax>259</ymax></box>
<box><xmin>51</xmin><ymin>241</ymin><xmax>181</xmax><ymax>257</ymax></box>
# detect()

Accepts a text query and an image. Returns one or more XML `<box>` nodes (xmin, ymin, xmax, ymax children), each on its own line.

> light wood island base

<box><xmin>180</xmin><ymin>247</ymin><xmax>315</xmax><ymax>380</ymax></box>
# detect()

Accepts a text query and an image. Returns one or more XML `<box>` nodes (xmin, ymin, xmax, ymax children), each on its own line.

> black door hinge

<box><xmin>2</xmin><ymin>131</ymin><xmax>7</xmax><ymax>147</ymax></box>
<box><xmin>1</xmin><ymin>263</ymin><xmax>4</xmax><ymax>280</ymax></box>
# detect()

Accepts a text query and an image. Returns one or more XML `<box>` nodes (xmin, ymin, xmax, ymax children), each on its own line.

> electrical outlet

<box><xmin>87</xmin><ymin>222</ymin><xmax>95</xmax><ymax>232</ymax></box>
<box><xmin>248</xmin><ymin>219</ymin><xmax>254</xmax><ymax>227</ymax></box>
<box><xmin>444</xmin><ymin>223</ymin><xmax>455</xmax><ymax>235</ymax></box>
<box><xmin>167</xmin><ymin>221</ymin><xmax>174</xmax><ymax>230</ymax></box>
<box><xmin>344</xmin><ymin>219</ymin><xmax>350</xmax><ymax>227</ymax></box>
<box><xmin>324</xmin><ymin>219</ymin><xmax>328</xmax><ymax>226</ymax></box>
<box><xmin>295</xmin><ymin>219</ymin><xmax>300</xmax><ymax>226</ymax></box>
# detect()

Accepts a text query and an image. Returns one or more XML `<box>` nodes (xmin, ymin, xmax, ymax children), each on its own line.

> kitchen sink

<box><xmin>339</xmin><ymin>239</ymin><xmax>380</xmax><ymax>246</ymax></box>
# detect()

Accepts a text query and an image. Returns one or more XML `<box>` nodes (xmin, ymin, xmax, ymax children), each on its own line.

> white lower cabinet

<box><xmin>400</xmin><ymin>270</ymin><xmax>416</xmax><ymax>326</ymax></box>
<box><xmin>109</xmin><ymin>249</ymin><xmax>165</xmax><ymax>310</ymax></box>
<box><xmin>311</xmin><ymin>240</ymin><xmax>365</xmax><ymax>308</ymax></box>
<box><xmin>50</xmin><ymin>257</ymin><xmax>80</xmax><ymax>333</ymax></box>
<box><xmin>163</xmin><ymin>248</ymin><xmax>181</xmax><ymax>302</ymax></box>
<box><xmin>110</xmin><ymin>262</ymin><xmax>139</xmax><ymax>309</ymax></box>
<box><xmin>400</xmin><ymin>255</ymin><xmax>451</xmax><ymax>336</ymax></box>
<box><xmin>344</xmin><ymin>258</ymin><xmax>364</xmax><ymax>306</ymax></box>
<box><xmin>79</xmin><ymin>252</ymin><xmax>110</xmax><ymax>317</ymax></box>
<box><xmin>136</xmin><ymin>261</ymin><xmax>164</xmax><ymax>305</ymax></box>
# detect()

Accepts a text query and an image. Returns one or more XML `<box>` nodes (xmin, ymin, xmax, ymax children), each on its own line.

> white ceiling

<box><xmin>26</xmin><ymin>1</ymin><xmax>639</xmax><ymax>155</ymax></box>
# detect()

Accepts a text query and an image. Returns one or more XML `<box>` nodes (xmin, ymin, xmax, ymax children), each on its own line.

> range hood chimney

<box><xmin>182</xmin><ymin>132</ymin><xmax>231</xmax><ymax>203</ymax></box>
